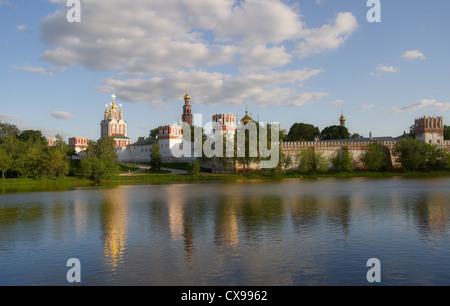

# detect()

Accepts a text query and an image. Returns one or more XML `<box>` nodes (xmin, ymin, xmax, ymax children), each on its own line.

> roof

<box><xmin>113</xmin><ymin>134</ymin><xmax>130</xmax><ymax>140</ymax></box>
<box><xmin>131</xmin><ymin>137</ymin><xmax>156</xmax><ymax>146</ymax></box>
<box><xmin>240</xmin><ymin>111</ymin><xmax>254</xmax><ymax>125</ymax></box>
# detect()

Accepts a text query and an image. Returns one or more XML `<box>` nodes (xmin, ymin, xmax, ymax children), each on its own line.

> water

<box><xmin>0</xmin><ymin>177</ymin><xmax>449</xmax><ymax>285</ymax></box>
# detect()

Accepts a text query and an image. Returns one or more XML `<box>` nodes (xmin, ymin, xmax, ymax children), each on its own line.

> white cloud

<box><xmin>0</xmin><ymin>0</ymin><xmax>15</xmax><ymax>8</ymax></box>
<box><xmin>377</xmin><ymin>64</ymin><xmax>399</xmax><ymax>73</ymax></box>
<box><xmin>0</xmin><ymin>113</ymin><xmax>25</xmax><ymax>123</ymax></box>
<box><xmin>51</xmin><ymin>111</ymin><xmax>75</xmax><ymax>120</ymax></box>
<box><xmin>329</xmin><ymin>99</ymin><xmax>344</xmax><ymax>107</ymax></box>
<box><xmin>370</xmin><ymin>64</ymin><xmax>399</xmax><ymax>76</ymax></box>
<box><xmin>356</xmin><ymin>104</ymin><xmax>374</xmax><ymax>111</ymax></box>
<box><xmin>401</xmin><ymin>50</ymin><xmax>426</xmax><ymax>61</ymax></box>
<box><xmin>433</xmin><ymin>102</ymin><xmax>450</xmax><ymax>111</ymax></box>
<box><xmin>98</xmin><ymin>68</ymin><xmax>324</xmax><ymax>108</ymax></box>
<box><xmin>38</xmin><ymin>0</ymin><xmax>357</xmax><ymax>107</ymax></box>
<box><xmin>295</xmin><ymin>12</ymin><xmax>358</xmax><ymax>59</ymax></box>
<box><xmin>17</xmin><ymin>25</ymin><xmax>31</xmax><ymax>33</ymax></box>
<box><xmin>211</xmin><ymin>0</ymin><xmax>305</xmax><ymax>46</ymax></box>
<box><xmin>13</xmin><ymin>64</ymin><xmax>54</xmax><ymax>76</ymax></box>
<box><xmin>391</xmin><ymin>99</ymin><xmax>450</xmax><ymax>114</ymax></box>
<box><xmin>240</xmin><ymin>45</ymin><xmax>292</xmax><ymax>72</ymax></box>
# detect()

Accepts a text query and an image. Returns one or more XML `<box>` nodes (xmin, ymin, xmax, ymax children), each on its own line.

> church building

<box><xmin>100</xmin><ymin>94</ymin><xmax>131</xmax><ymax>148</ymax></box>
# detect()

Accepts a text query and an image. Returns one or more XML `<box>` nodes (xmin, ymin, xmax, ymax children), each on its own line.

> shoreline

<box><xmin>1</xmin><ymin>169</ymin><xmax>450</xmax><ymax>190</ymax></box>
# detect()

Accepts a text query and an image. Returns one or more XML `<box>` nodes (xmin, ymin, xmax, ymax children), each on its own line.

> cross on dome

<box><xmin>112</xmin><ymin>94</ymin><xmax>116</xmax><ymax>101</ymax></box>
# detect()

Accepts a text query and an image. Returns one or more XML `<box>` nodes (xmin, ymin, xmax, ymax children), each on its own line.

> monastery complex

<box><xmin>48</xmin><ymin>92</ymin><xmax>450</xmax><ymax>170</ymax></box>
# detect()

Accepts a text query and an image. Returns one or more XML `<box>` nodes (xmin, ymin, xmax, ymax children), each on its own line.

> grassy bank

<box><xmin>1</xmin><ymin>169</ymin><xmax>450</xmax><ymax>189</ymax></box>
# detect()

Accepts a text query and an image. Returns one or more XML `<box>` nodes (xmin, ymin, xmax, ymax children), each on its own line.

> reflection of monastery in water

<box><xmin>51</xmin><ymin>91</ymin><xmax>450</xmax><ymax>168</ymax></box>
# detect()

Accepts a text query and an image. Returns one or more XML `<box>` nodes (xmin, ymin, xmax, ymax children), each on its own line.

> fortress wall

<box><xmin>281</xmin><ymin>140</ymin><xmax>398</xmax><ymax>169</ymax></box>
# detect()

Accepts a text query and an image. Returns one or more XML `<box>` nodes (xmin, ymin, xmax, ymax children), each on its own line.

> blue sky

<box><xmin>1</xmin><ymin>0</ymin><xmax>450</xmax><ymax>142</ymax></box>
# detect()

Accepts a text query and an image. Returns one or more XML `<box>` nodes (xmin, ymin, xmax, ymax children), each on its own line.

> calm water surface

<box><xmin>0</xmin><ymin>177</ymin><xmax>449</xmax><ymax>285</ymax></box>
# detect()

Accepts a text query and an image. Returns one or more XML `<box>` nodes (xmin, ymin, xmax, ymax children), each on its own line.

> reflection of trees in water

<box><xmin>212</xmin><ymin>193</ymin><xmax>286</xmax><ymax>246</ymax></box>
<box><xmin>238</xmin><ymin>195</ymin><xmax>285</xmax><ymax>241</ymax></box>
<box><xmin>406</xmin><ymin>193</ymin><xmax>449</xmax><ymax>239</ymax></box>
<box><xmin>290</xmin><ymin>194</ymin><xmax>351</xmax><ymax>236</ymax></box>
<box><xmin>0</xmin><ymin>204</ymin><xmax>45</xmax><ymax>247</ymax></box>
<box><xmin>290</xmin><ymin>195</ymin><xmax>321</xmax><ymax>232</ymax></box>
<box><xmin>326</xmin><ymin>195</ymin><xmax>351</xmax><ymax>235</ymax></box>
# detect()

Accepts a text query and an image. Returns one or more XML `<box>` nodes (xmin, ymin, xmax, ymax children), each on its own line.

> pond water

<box><xmin>0</xmin><ymin>177</ymin><xmax>449</xmax><ymax>285</ymax></box>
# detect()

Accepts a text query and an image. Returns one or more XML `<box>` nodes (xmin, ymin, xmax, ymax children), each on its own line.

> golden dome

<box><xmin>339</xmin><ymin>111</ymin><xmax>346</xmax><ymax>121</ymax></box>
<box><xmin>184</xmin><ymin>84</ymin><xmax>190</xmax><ymax>100</ymax></box>
<box><xmin>240</xmin><ymin>110</ymin><xmax>253</xmax><ymax>125</ymax></box>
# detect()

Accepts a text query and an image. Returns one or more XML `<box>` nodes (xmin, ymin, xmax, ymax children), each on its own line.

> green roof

<box><xmin>114</xmin><ymin>134</ymin><xmax>130</xmax><ymax>140</ymax></box>
<box><xmin>131</xmin><ymin>137</ymin><xmax>156</xmax><ymax>146</ymax></box>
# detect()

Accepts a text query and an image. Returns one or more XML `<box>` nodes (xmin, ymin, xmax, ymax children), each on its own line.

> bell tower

<box><xmin>182</xmin><ymin>85</ymin><xmax>193</xmax><ymax>126</ymax></box>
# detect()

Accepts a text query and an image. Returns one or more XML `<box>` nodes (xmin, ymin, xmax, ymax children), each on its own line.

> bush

<box><xmin>297</xmin><ymin>148</ymin><xmax>328</xmax><ymax>172</ymax></box>
<box><xmin>187</xmin><ymin>162</ymin><xmax>200</xmax><ymax>175</ymax></box>
<box><xmin>361</xmin><ymin>143</ymin><xmax>391</xmax><ymax>171</ymax></box>
<box><xmin>393</xmin><ymin>138</ymin><xmax>428</xmax><ymax>171</ymax></box>
<box><xmin>331</xmin><ymin>146</ymin><xmax>353</xmax><ymax>171</ymax></box>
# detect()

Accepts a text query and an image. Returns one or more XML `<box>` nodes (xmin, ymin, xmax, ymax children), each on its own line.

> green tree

<box><xmin>297</xmin><ymin>148</ymin><xmax>316</xmax><ymax>172</ymax></box>
<box><xmin>149</xmin><ymin>128</ymin><xmax>158</xmax><ymax>138</ymax></box>
<box><xmin>361</xmin><ymin>143</ymin><xmax>390</xmax><ymax>171</ymax></box>
<box><xmin>393</xmin><ymin>138</ymin><xmax>428</xmax><ymax>171</ymax></box>
<box><xmin>0</xmin><ymin>147</ymin><xmax>12</xmax><ymax>179</ymax></box>
<box><xmin>38</xmin><ymin>147</ymin><xmax>70</xmax><ymax>178</ymax></box>
<box><xmin>426</xmin><ymin>144</ymin><xmax>448</xmax><ymax>169</ymax></box>
<box><xmin>0</xmin><ymin>122</ymin><xmax>20</xmax><ymax>140</ymax></box>
<box><xmin>320</xmin><ymin>125</ymin><xmax>350</xmax><ymax>140</ymax></box>
<box><xmin>95</xmin><ymin>136</ymin><xmax>118</xmax><ymax>161</ymax></box>
<box><xmin>150</xmin><ymin>142</ymin><xmax>162</xmax><ymax>170</ymax></box>
<box><xmin>18</xmin><ymin>130</ymin><xmax>47</xmax><ymax>146</ymax></box>
<box><xmin>409</xmin><ymin>124</ymin><xmax>416</xmax><ymax>139</ymax></box>
<box><xmin>444</xmin><ymin>125</ymin><xmax>450</xmax><ymax>140</ymax></box>
<box><xmin>77</xmin><ymin>136</ymin><xmax>119</xmax><ymax>182</ymax></box>
<box><xmin>287</xmin><ymin>123</ymin><xmax>320</xmax><ymax>141</ymax></box>
<box><xmin>314</xmin><ymin>152</ymin><xmax>329</xmax><ymax>172</ymax></box>
<box><xmin>297</xmin><ymin>148</ymin><xmax>329</xmax><ymax>172</ymax></box>
<box><xmin>331</xmin><ymin>146</ymin><xmax>353</xmax><ymax>171</ymax></box>
<box><xmin>187</xmin><ymin>161</ymin><xmax>200</xmax><ymax>175</ymax></box>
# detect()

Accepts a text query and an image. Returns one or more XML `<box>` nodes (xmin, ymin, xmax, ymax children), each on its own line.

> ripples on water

<box><xmin>0</xmin><ymin>177</ymin><xmax>449</xmax><ymax>285</ymax></box>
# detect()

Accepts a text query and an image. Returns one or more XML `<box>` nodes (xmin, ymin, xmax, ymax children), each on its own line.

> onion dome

<box><xmin>240</xmin><ymin>106</ymin><xmax>254</xmax><ymax>125</ymax></box>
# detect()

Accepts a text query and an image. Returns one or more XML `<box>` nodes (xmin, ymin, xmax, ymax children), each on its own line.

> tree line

<box><xmin>286</xmin><ymin>122</ymin><xmax>450</xmax><ymax>142</ymax></box>
<box><xmin>293</xmin><ymin>138</ymin><xmax>450</xmax><ymax>173</ymax></box>
<box><xmin>0</xmin><ymin>122</ymin><xmax>73</xmax><ymax>179</ymax></box>
<box><xmin>0</xmin><ymin>122</ymin><xmax>119</xmax><ymax>181</ymax></box>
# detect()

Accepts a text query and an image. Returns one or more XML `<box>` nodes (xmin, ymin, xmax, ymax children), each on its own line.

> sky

<box><xmin>1</xmin><ymin>0</ymin><xmax>450</xmax><ymax>143</ymax></box>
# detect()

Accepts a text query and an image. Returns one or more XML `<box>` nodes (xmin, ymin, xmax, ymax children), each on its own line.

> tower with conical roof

<box><xmin>182</xmin><ymin>85</ymin><xmax>193</xmax><ymax>126</ymax></box>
